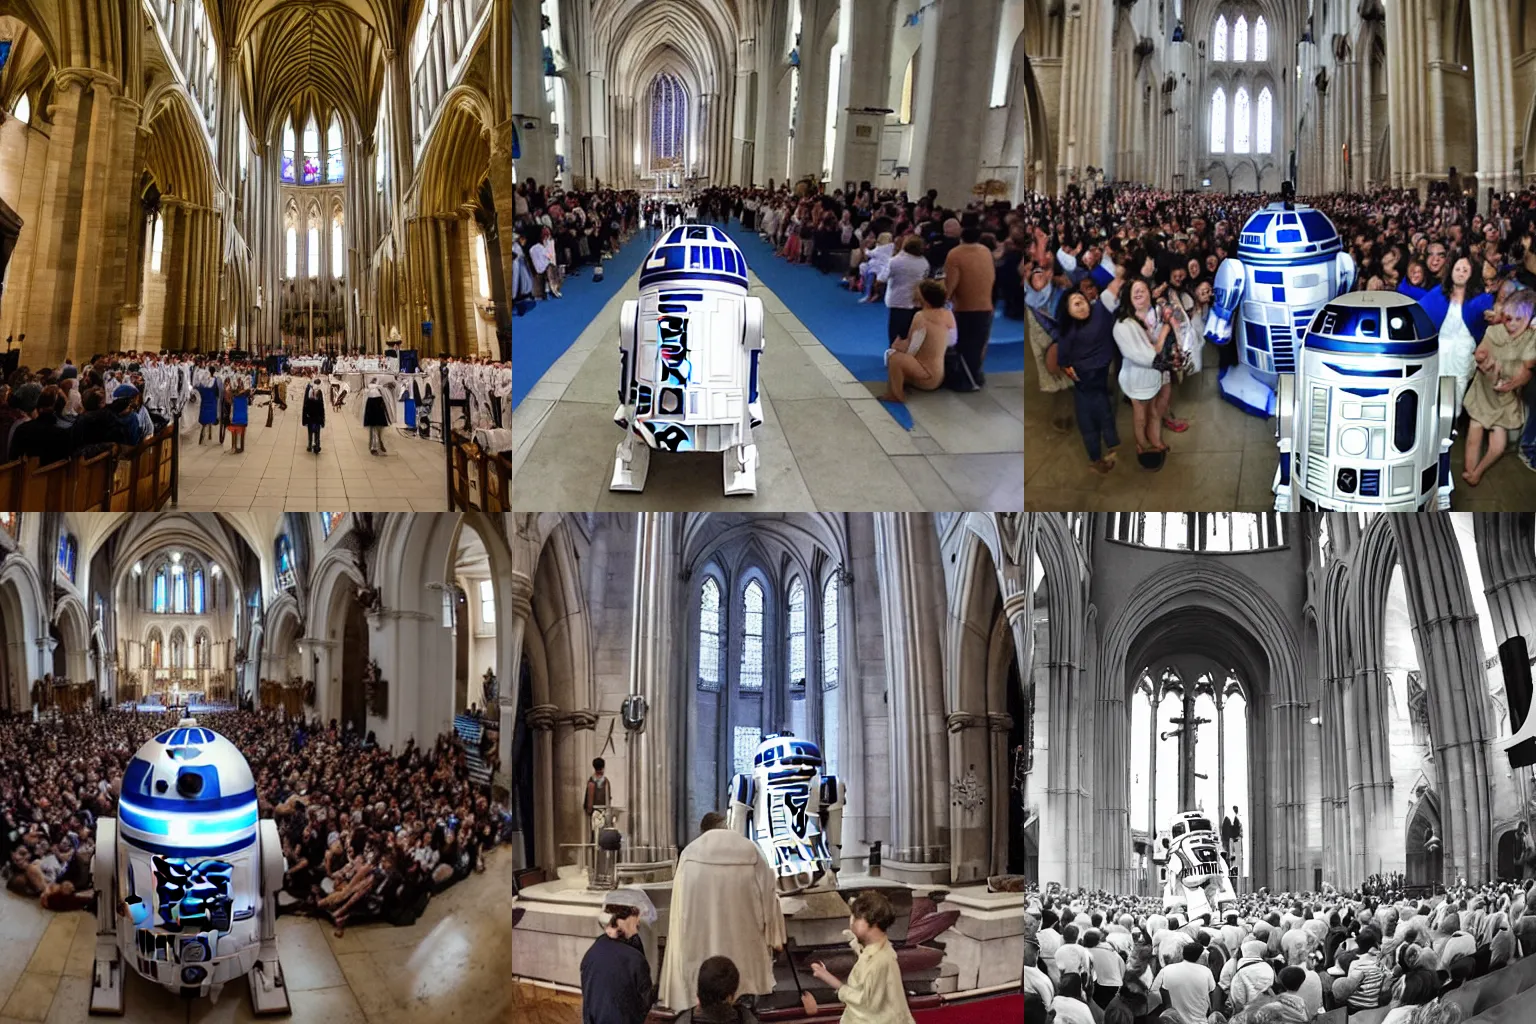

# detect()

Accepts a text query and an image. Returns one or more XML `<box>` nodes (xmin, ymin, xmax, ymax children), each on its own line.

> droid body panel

<box><xmin>1161</xmin><ymin>811</ymin><xmax>1237</xmax><ymax>920</ymax></box>
<box><xmin>90</xmin><ymin>719</ymin><xmax>289</xmax><ymax>1015</ymax></box>
<box><xmin>1205</xmin><ymin>203</ymin><xmax>1357</xmax><ymax>417</ymax></box>
<box><xmin>727</xmin><ymin>735</ymin><xmax>845</xmax><ymax>895</ymax></box>
<box><xmin>612</xmin><ymin>224</ymin><xmax>766</xmax><ymax>495</ymax></box>
<box><xmin>1276</xmin><ymin>292</ymin><xmax>1456</xmax><ymax>511</ymax></box>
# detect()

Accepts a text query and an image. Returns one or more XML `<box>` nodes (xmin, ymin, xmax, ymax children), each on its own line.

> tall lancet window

<box><xmin>281</xmin><ymin>118</ymin><xmax>296</xmax><ymax>182</ymax></box>
<box><xmin>302</xmin><ymin>114</ymin><xmax>320</xmax><ymax>183</ymax></box>
<box><xmin>821</xmin><ymin>575</ymin><xmax>840</xmax><ymax>776</ymax></box>
<box><xmin>1233</xmin><ymin>87</ymin><xmax>1251</xmax><ymax>153</ymax></box>
<box><xmin>150</xmin><ymin>214</ymin><xmax>165</xmax><ymax>273</ymax></box>
<box><xmin>1253</xmin><ymin>16</ymin><xmax>1268</xmax><ymax>61</ymax></box>
<box><xmin>787</xmin><ymin>577</ymin><xmax>807</xmax><ymax>739</ymax></box>
<box><xmin>1233</xmin><ymin>15</ymin><xmax>1248</xmax><ymax>62</ymax></box>
<box><xmin>332</xmin><ymin>209</ymin><xmax>344</xmax><ymax>279</ymax></box>
<box><xmin>307</xmin><ymin>207</ymin><xmax>320</xmax><ymax>278</ymax></box>
<box><xmin>740</xmin><ymin>579</ymin><xmax>764</xmax><ymax>692</ymax></box>
<box><xmin>650</xmin><ymin>73</ymin><xmax>687</xmax><ymax>169</ymax></box>
<box><xmin>285</xmin><ymin>226</ymin><xmax>297</xmax><ymax>279</ymax></box>
<box><xmin>1257</xmin><ymin>88</ymin><xmax>1273</xmax><ymax>153</ymax></box>
<box><xmin>327</xmin><ymin>113</ymin><xmax>345</xmax><ymax>182</ymax></box>
<box><xmin>698</xmin><ymin>577</ymin><xmax>722</xmax><ymax>691</ymax></box>
<box><xmin>1212</xmin><ymin>15</ymin><xmax>1228</xmax><ymax>62</ymax></box>
<box><xmin>1210</xmin><ymin>88</ymin><xmax>1227</xmax><ymax>152</ymax></box>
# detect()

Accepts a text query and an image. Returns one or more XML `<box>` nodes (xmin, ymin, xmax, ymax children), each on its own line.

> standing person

<box><xmin>885</xmin><ymin>237</ymin><xmax>931</xmax><ymax>344</ymax></box>
<box><xmin>227</xmin><ymin>377</ymin><xmax>249</xmax><ymax>453</ymax></box>
<box><xmin>1416</xmin><ymin>256</ymin><xmax>1493</xmax><ymax>407</ymax></box>
<box><xmin>1112</xmin><ymin>280</ymin><xmax>1176</xmax><ymax>462</ymax></box>
<box><xmin>1055</xmin><ymin>275</ymin><xmax>1127</xmax><ymax>475</ymax></box>
<box><xmin>580</xmin><ymin>899</ymin><xmax>654</xmax><ymax>1024</ymax></box>
<box><xmin>301</xmin><ymin>374</ymin><xmax>326</xmax><ymax>454</ymax></box>
<box><xmin>799</xmin><ymin>890</ymin><xmax>916</xmax><ymax>1024</ymax></box>
<box><xmin>362</xmin><ymin>377</ymin><xmax>390</xmax><ymax>455</ymax></box>
<box><xmin>944</xmin><ymin>225</ymin><xmax>997</xmax><ymax>389</ymax></box>
<box><xmin>1148</xmin><ymin>941</ymin><xmax>1217</xmax><ymax>1024</ymax></box>
<box><xmin>194</xmin><ymin>367</ymin><xmax>219</xmax><ymax>444</ymax></box>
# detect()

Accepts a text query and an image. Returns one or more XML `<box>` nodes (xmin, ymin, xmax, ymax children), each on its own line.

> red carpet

<box><xmin>913</xmin><ymin>994</ymin><xmax>1025</xmax><ymax>1024</ymax></box>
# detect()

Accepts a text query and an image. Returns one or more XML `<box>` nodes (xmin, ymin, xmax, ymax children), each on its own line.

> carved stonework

<box><xmin>999</xmin><ymin>513</ymin><xmax>1025</xmax><ymax>567</ymax></box>
<box><xmin>564</xmin><ymin>709</ymin><xmax>599</xmax><ymax>731</ymax></box>
<box><xmin>986</xmin><ymin>712</ymin><xmax>1015</xmax><ymax>733</ymax></box>
<box><xmin>951</xmin><ymin>766</ymin><xmax>985</xmax><ymax>813</ymax></box>
<box><xmin>525</xmin><ymin>703</ymin><xmax>559</xmax><ymax>731</ymax></box>
<box><xmin>946</xmin><ymin>712</ymin><xmax>986</xmax><ymax>733</ymax></box>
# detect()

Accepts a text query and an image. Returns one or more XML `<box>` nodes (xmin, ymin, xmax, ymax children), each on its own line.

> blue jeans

<box><xmin>1521</xmin><ymin>374</ymin><xmax>1536</xmax><ymax>459</ymax></box>
<box><xmin>1072</xmin><ymin>366</ymin><xmax>1120</xmax><ymax>462</ymax></box>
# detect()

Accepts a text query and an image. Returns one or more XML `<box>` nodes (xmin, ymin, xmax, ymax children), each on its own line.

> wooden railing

<box><xmin>449</xmin><ymin>430</ymin><xmax>511</xmax><ymax>511</ymax></box>
<box><xmin>0</xmin><ymin>425</ymin><xmax>176</xmax><ymax>511</ymax></box>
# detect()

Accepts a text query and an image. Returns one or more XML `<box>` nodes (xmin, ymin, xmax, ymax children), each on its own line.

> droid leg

<box><xmin>89</xmin><ymin>818</ymin><xmax>125</xmax><ymax>1016</ymax></box>
<box><xmin>248</xmin><ymin>819</ymin><xmax>291</xmax><ymax>1015</ymax></box>
<box><xmin>723</xmin><ymin>442</ymin><xmax>758</xmax><ymax>496</ymax></box>
<box><xmin>610</xmin><ymin>432</ymin><xmax>651</xmax><ymax>492</ymax></box>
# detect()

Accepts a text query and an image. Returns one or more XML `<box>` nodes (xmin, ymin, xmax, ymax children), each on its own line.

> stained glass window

<box><xmin>1233</xmin><ymin>87</ymin><xmax>1251</xmax><ymax>153</ymax></box>
<box><xmin>192</xmin><ymin>569</ymin><xmax>205</xmax><ymax>615</ymax></box>
<box><xmin>1253</xmin><ymin>16</ymin><xmax>1268</xmax><ymax>61</ymax></box>
<box><xmin>1212</xmin><ymin>16</ymin><xmax>1228</xmax><ymax>62</ymax></box>
<box><xmin>302</xmin><ymin>115</ymin><xmax>320</xmax><ymax>183</ymax></box>
<box><xmin>821</xmin><ymin>576</ymin><xmax>839</xmax><ymax>690</ymax></box>
<box><xmin>154</xmin><ymin>571</ymin><xmax>168</xmax><ymax>613</ymax></box>
<box><xmin>281</xmin><ymin>119</ymin><xmax>295</xmax><ymax>182</ymax></box>
<box><xmin>1210</xmin><ymin>88</ymin><xmax>1226</xmax><ymax>153</ymax></box>
<box><xmin>698</xmin><ymin>577</ymin><xmax>721</xmax><ymax>691</ymax></box>
<box><xmin>650</xmin><ymin>73</ymin><xmax>686</xmax><ymax>167</ymax></box>
<box><xmin>275</xmin><ymin>536</ymin><xmax>296</xmax><ymax>592</ymax></box>
<box><xmin>1257</xmin><ymin>87</ymin><xmax>1273</xmax><ymax>154</ymax></box>
<box><xmin>787</xmin><ymin>578</ymin><xmax>806</xmax><ymax>687</ymax></box>
<box><xmin>327</xmin><ymin>113</ymin><xmax>344</xmax><ymax>182</ymax></box>
<box><xmin>1233</xmin><ymin>15</ymin><xmax>1247</xmax><ymax>62</ymax></box>
<box><xmin>57</xmin><ymin>535</ymin><xmax>76</xmax><ymax>581</ymax></box>
<box><xmin>733</xmin><ymin>725</ymin><xmax>762</xmax><ymax>774</ymax></box>
<box><xmin>739</xmin><ymin>579</ymin><xmax>764</xmax><ymax>691</ymax></box>
<box><xmin>320</xmin><ymin>513</ymin><xmax>347</xmax><ymax>537</ymax></box>
<box><xmin>0</xmin><ymin>513</ymin><xmax>17</xmax><ymax>538</ymax></box>
<box><xmin>173</xmin><ymin>566</ymin><xmax>188</xmax><ymax>614</ymax></box>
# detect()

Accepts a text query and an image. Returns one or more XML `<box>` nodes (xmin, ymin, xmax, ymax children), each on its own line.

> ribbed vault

<box><xmin>596</xmin><ymin>0</ymin><xmax>739</xmax><ymax>98</ymax></box>
<box><xmin>416</xmin><ymin>86</ymin><xmax>493</xmax><ymax>214</ymax></box>
<box><xmin>142</xmin><ymin>89</ymin><xmax>218</xmax><ymax>207</ymax></box>
<box><xmin>238</xmin><ymin>1</ymin><xmax>386</xmax><ymax>147</ymax></box>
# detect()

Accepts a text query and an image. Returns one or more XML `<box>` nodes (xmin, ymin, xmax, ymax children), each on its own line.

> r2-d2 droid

<box><xmin>728</xmin><ymin>735</ymin><xmax>845</xmax><ymax>895</ymax></box>
<box><xmin>1277</xmin><ymin>292</ymin><xmax>1457</xmax><ymax>511</ymax></box>
<box><xmin>1162</xmin><ymin>811</ymin><xmax>1238</xmax><ymax>921</ymax></box>
<box><xmin>1205</xmin><ymin>184</ymin><xmax>1357</xmax><ymax>417</ymax></box>
<box><xmin>612</xmin><ymin>224</ymin><xmax>766</xmax><ymax>496</ymax></box>
<box><xmin>90</xmin><ymin>718</ymin><xmax>289</xmax><ymax>1015</ymax></box>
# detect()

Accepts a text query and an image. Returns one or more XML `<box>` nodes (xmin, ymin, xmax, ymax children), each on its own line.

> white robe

<box><xmin>656</xmin><ymin>828</ymin><xmax>787</xmax><ymax>1010</ymax></box>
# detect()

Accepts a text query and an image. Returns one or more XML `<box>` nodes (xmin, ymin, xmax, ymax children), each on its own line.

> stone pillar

<box><xmin>500</xmin><ymin>570</ymin><xmax>534</xmax><ymax>793</ymax></box>
<box><xmin>731</xmin><ymin>37</ymin><xmax>758</xmax><ymax>186</ymax></box>
<box><xmin>583</xmin><ymin>71</ymin><xmax>608</xmax><ymax>189</ymax></box>
<box><xmin>1387</xmin><ymin>515</ymin><xmax>1495</xmax><ymax>884</ymax></box>
<box><xmin>512</xmin><ymin>0</ymin><xmax>557</xmax><ymax>182</ymax></box>
<box><xmin>947</xmin><ymin>711</ymin><xmax>991</xmax><ymax>884</ymax></box>
<box><xmin>1473</xmin><ymin>515</ymin><xmax>1536</xmax><ymax>645</ymax></box>
<box><xmin>907</xmin><ymin>0</ymin><xmax>1003</xmax><ymax>205</ymax></box>
<box><xmin>874</xmin><ymin>512</ymin><xmax>951</xmax><ymax>884</ymax></box>
<box><xmin>1054</xmin><ymin>0</ymin><xmax>1112</xmax><ymax>194</ymax></box>
<box><xmin>525</xmin><ymin>702</ymin><xmax>559</xmax><ymax>872</ymax></box>
<box><xmin>619</xmin><ymin>513</ymin><xmax>681</xmax><ymax>878</ymax></box>
<box><xmin>830</xmin><ymin>0</ymin><xmax>896</xmax><ymax>189</ymax></box>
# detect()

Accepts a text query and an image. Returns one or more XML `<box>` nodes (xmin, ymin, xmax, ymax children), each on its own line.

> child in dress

<box><xmin>1461</xmin><ymin>288</ymin><xmax>1536</xmax><ymax>485</ymax></box>
<box><xmin>800</xmin><ymin>890</ymin><xmax>916</xmax><ymax>1024</ymax></box>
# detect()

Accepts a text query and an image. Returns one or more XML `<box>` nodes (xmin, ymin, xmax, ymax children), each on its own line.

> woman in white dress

<box><xmin>529</xmin><ymin>226</ymin><xmax>562</xmax><ymax>298</ymax></box>
<box><xmin>1112</xmin><ymin>279</ymin><xmax>1178</xmax><ymax>458</ymax></box>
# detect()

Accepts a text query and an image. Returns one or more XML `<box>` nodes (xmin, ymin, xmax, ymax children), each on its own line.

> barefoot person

<box><xmin>878</xmin><ymin>280</ymin><xmax>952</xmax><ymax>403</ymax></box>
<box><xmin>1462</xmin><ymin>288</ymin><xmax>1536</xmax><ymax>486</ymax></box>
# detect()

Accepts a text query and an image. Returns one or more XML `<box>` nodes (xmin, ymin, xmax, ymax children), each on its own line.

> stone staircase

<box><xmin>454</xmin><ymin>713</ymin><xmax>493</xmax><ymax>787</ymax></box>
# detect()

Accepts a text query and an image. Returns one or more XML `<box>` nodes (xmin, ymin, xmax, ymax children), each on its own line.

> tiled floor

<box><xmin>169</xmin><ymin>396</ymin><xmax>451</xmax><ymax>511</ymax></box>
<box><xmin>508</xmin><ymin>983</ymin><xmax>580</xmax><ymax>1024</ymax></box>
<box><xmin>0</xmin><ymin>847</ymin><xmax>511</xmax><ymax>1024</ymax></box>
<box><xmin>1026</xmin><ymin>342</ymin><xmax>1536</xmax><ymax>511</ymax></box>
<box><xmin>513</xmin><ymin>265</ymin><xmax>1025</xmax><ymax>511</ymax></box>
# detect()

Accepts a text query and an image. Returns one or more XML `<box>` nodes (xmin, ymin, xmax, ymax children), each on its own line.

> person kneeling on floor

<box><xmin>673</xmin><ymin>956</ymin><xmax>760</xmax><ymax>1024</ymax></box>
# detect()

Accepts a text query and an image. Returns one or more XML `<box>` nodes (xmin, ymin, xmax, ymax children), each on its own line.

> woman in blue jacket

<box><xmin>1417</xmin><ymin>256</ymin><xmax>1495</xmax><ymax>405</ymax></box>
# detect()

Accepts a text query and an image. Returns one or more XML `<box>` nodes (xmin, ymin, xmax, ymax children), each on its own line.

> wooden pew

<box><xmin>18</xmin><ymin>457</ymin><xmax>69</xmax><ymax>510</ymax></box>
<box><xmin>449</xmin><ymin>430</ymin><xmax>512</xmax><ymax>511</ymax></box>
<box><xmin>0</xmin><ymin>457</ymin><xmax>22</xmax><ymax>507</ymax></box>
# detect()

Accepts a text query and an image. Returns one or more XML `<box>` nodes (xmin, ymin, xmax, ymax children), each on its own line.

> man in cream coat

<box><xmin>657</xmin><ymin>815</ymin><xmax>787</xmax><ymax>1012</ymax></box>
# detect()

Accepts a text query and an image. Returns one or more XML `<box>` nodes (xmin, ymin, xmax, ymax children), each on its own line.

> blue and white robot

<box><xmin>90</xmin><ymin>718</ymin><xmax>290</xmax><ymax>1015</ymax></box>
<box><xmin>1276</xmin><ymin>292</ymin><xmax>1457</xmax><ymax>511</ymax></box>
<box><xmin>727</xmin><ymin>734</ymin><xmax>845</xmax><ymax>895</ymax></box>
<box><xmin>1162</xmin><ymin>811</ymin><xmax>1238</xmax><ymax>921</ymax></box>
<box><xmin>1205</xmin><ymin>183</ymin><xmax>1357</xmax><ymax>416</ymax></box>
<box><xmin>611</xmin><ymin>224</ymin><xmax>766</xmax><ymax>496</ymax></box>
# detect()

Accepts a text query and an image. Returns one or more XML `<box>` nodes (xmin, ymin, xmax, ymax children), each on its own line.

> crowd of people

<box><xmin>1026</xmin><ymin>181</ymin><xmax>1536</xmax><ymax>483</ymax></box>
<box><xmin>510</xmin><ymin>180</ymin><xmax>641</xmax><ymax>304</ymax></box>
<box><xmin>1023</xmin><ymin>874</ymin><xmax>1536</xmax><ymax>1023</ymax></box>
<box><xmin>0</xmin><ymin>706</ymin><xmax>507</xmax><ymax>935</ymax></box>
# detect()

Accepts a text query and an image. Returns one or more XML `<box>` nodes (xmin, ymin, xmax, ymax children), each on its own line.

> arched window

<box><xmin>307</xmin><ymin>206</ymin><xmax>320</xmax><ymax>278</ymax></box>
<box><xmin>739</xmin><ymin>579</ymin><xmax>764</xmax><ymax>692</ymax></box>
<box><xmin>172</xmin><ymin>563</ymin><xmax>188</xmax><ymax>614</ymax></box>
<box><xmin>821</xmin><ymin>575</ymin><xmax>840</xmax><ymax>775</ymax></box>
<box><xmin>13</xmin><ymin>94</ymin><xmax>30</xmax><ymax>125</ymax></box>
<box><xmin>302</xmin><ymin>115</ymin><xmax>320</xmax><ymax>183</ymax></box>
<box><xmin>331</xmin><ymin>211</ymin><xmax>344</xmax><ymax>279</ymax></box>
<box><xmin>56</xmin><ymin>534</ymin><xmax>77</xmax><ymax>582</ymax></box>
<box><xmin>900</xmin><ymin>55</ymin><xmax>915</xmax><ymax>124</ymax></box>
<box><xmin>281</xmin><ymin>118</ymin><xmax>296</xmax><ymax>182</ymax></box>
<box><xmin>275</xmin><ymin>535</ymin><xmax>296</xmax><ymax>592</ymax></box>
<box><xmin>147</xmin><ymin>628</ymin><xmax>164</xmax><ymax>669</ymax></box>
<box><xmin>153</xmin><ymin>568</ymin><xmax>169</xmax><ymax>613</ymax></box>
<box><xmin>698</xmin><ymin>576</ymin><xmax>721</xmax><ymax>691</ymax></box>
<box><xmin>787</xmin><ymin>577</ymin><xmax>807</xmax><ymax>738</ymax></box>
<box><xmin>327</xmin><ymin>113</ymin><xmax>344</xmax><ymax>182</ymax></box>
<box><xmin>474</xmin><ymin>232</ymin><xmax>492</xmax><ymax>299</ymax></box>
<box><xmin>320</xmin><ymin>513</ymin><xmax>347</xmax><ymax>538</ymax></box>
<box><xmin>1233</xmin><ymin>87</ymin><xmax>1251</xmax><ymax>153</ymax></box>
<box><xmin>285</xmin><ymin>227</ymin><xmax>297</xmax><ymax>279</ymax></box>
<box><xmin>1233</xmin><ymin>15</ymin><xmax>1248</xmax><ymax>61</ymax></box>
<box><xmin>414</xmin><ymin>0</ymin><xmax>438</xmax><ymax>71</ymax></box>
<box><xmin>650</xmin><ymin>73</ymin><xmax>687</xmax><ymax>167</ymax></box>
<box><xmin>170</xmin><ymin>628</ymin><xmax>186</xmax><ymax>669</ymax></box>
<box><xmin>1253</xmin><ymin>16</ymin><xmax>1268</xmax><ymax>61</ymax></box>
<box><xmin>1109</xmin><ymin>513</ymin><xmax>1287</xmax><ymax>551</ymax></box>
<box><xmin>192</xmin><ymin>568</ymin><xmax>205</xmax><ymax>615</ymax></box>
<box><xmin>194</xmin><ymin>630</ymin><xmax>211</xmax><ymax>669</ymax></box>
<box><xmin>375</xmin><ymin>126</ymin><xmax>388</xmax><ymax>193</ymax></box>
<box><xmin>150</xmin><ymin>213</ymin><xmax>165</xmax><ymax>273</ymax></box>
<box><xmin>1212</xmin><ymin>15</ymin><xmax>1228</xmax><ymax>62</ymax></box>
<box><xmin>1257</xmin><ymin>87</ymin><xmax>1273</xmax><ymax>154</ymax></box>
<box><xmin>1210</xmin><ymin>88</ymin><xmax>1227</xmax><ymax>153</ymax></box>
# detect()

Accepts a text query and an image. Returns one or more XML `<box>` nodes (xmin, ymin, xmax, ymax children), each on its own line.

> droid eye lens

<box><xmin>176</xmin><ymin>772</ymin><xmax>205</xmax><ymax>798</ymax></box>
<box><xmin>155</xmin><ymin>780</ymin><xmax>168</xmax><ymax>794</ymax></box>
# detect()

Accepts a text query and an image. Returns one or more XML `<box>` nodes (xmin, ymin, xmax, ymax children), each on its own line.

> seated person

<box><xmin>878</xmin><ymin>280</ymin><xmax>953</xmax><ymax>403</ymax></box>
<box><xmin>674</xmin><ymin>956</ymin><xmax>761</xmax><ymax>1024</ymax></box>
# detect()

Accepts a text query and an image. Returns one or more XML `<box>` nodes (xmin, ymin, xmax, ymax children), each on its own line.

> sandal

<box><xmin>1163</xmin><ymin>416</ymin><xmax>1189</xmax><ymax>432</ymax></box>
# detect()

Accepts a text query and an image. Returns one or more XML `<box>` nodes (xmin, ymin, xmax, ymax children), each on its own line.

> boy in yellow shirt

<box><xmin>799</xmin><ymin>890</ymin><xmax>916</xmax><ymax>1024</ymax></box>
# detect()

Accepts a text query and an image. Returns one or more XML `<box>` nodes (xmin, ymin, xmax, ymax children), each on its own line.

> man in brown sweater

<box><xmin>944</xmin><ymin>224</ymin><xmax>997</xmax><ymax>388</ymax></box>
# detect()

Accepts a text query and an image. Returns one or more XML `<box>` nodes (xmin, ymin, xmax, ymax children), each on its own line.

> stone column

<box><xmin>874</xmin><ymin>512</ymin><xmax>951</xmax><ymax>883</ymax></box>
<box><xmin>583</xmin><ymin>71</ymin><xmax>609</xmax><ymax>189</ymax></box>
<box><xmin>525</xmin><ymin>702</ymin><xmax>559</xmax><ymax>872</ymax></box>
<box><xmin>1473</xmin><ymin>514</ymin><xmax>1536</xmax><ymax>644</ymax></box>
<box><xmin>731</xmin><ymin>36</ymin><xmax>758</xmax><ymax>185</ymax></box>
<box><xmin>907</xmin><ymin>0</ymin><xmax>1003</xmax><ymax>205</ymax></box>
<box><xmin>947</xmin><ymin>711</ymin><xmax>991</xmax><ymax>884</ymax></box>
<box><xmin>1054</xmin><ymin>0</ymin><xmax>1112</xmax><ymax>195</ymax></box>
<box><xmin>1387</xmin><ymin>515</ymin><xmax>1495</xmax><ymax>884</ymax></box>
<box><xmin>512</xmin><ymin>0</ymin><xmax>557</xmax><ymax>182</ymax></box>
<box><xmin>830</xmin><ymin>0</ymin><xmax>896</xmax><ymax>189</ymax></box>
<box><xmin>620</xmin><ymin>513</ymin><xmax>681</xmax><ymax>878</ymax></box>
<box><xmin>500</xmin><ymin>570</ymin><xmax>534</xmax><ymax>792</ymax></box>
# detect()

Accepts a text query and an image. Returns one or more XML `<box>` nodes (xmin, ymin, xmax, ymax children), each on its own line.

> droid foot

<box><xmin>88</xmin><ymin>945</ymin><xmax>125</xmax><ymax>1015</ymax></box>
<box><xmin>724</xmin><ymin>444</ymin><xmax>759</xmax><ymax>496</ymax></box>
<box><xmin>248</xmin><ymin>951</ymin><xmax>291</xmax><ymax>1016</ymax></box>
<box><xmin>1216</xmin><ymin>364</ymin><xmax>1278</xmax><ymax>418</ymax></box>
<box><xmin>610</xmin><ymin>439</ymin><xmax>651</xmax><ymax>492</ymax></box>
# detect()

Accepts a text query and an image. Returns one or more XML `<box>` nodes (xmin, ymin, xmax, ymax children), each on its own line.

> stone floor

<box><xmin>0</xmin><ymin>848</ymin><xmax>511</xmax><ymax>1024</ymax></box>
<box><xmin>513</xmin><ymin>264</ymin><xmax>1025</xmax><ymax>511</ymax></box>
<box><xmin>1025</xmin><ymin>352</ymin><xmax>1536</xmax><ymax>511</ymax></box>
<box><xmin>509</xmin><ymin>983</ymin><xmax>580</xmax><ymax>1024</ymax></box>
<box><xmin>169</xmin><ymin>396</ymin><xmax>451</xmax><ymax>511</ymax></box>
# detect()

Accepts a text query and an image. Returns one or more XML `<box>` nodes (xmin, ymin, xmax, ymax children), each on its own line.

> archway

<box><xmin>1497</xmin><ymin>828</ymin><xmax>1521</xmax><ymax>881</ymax></box>
<box><xmin>1004</xmin><ymin>623</ymin><xmax>1028</xmax><ymax>877</ymax></box>
<box><xmin>339</xmin><ymin>588</ymin><xmax>368</xmax><ymax>735</ymax></box>
<box><xmin>1405</xmin><ymin>789</ymin><xmax>1444</xmax><ymax>885</ymax></box>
